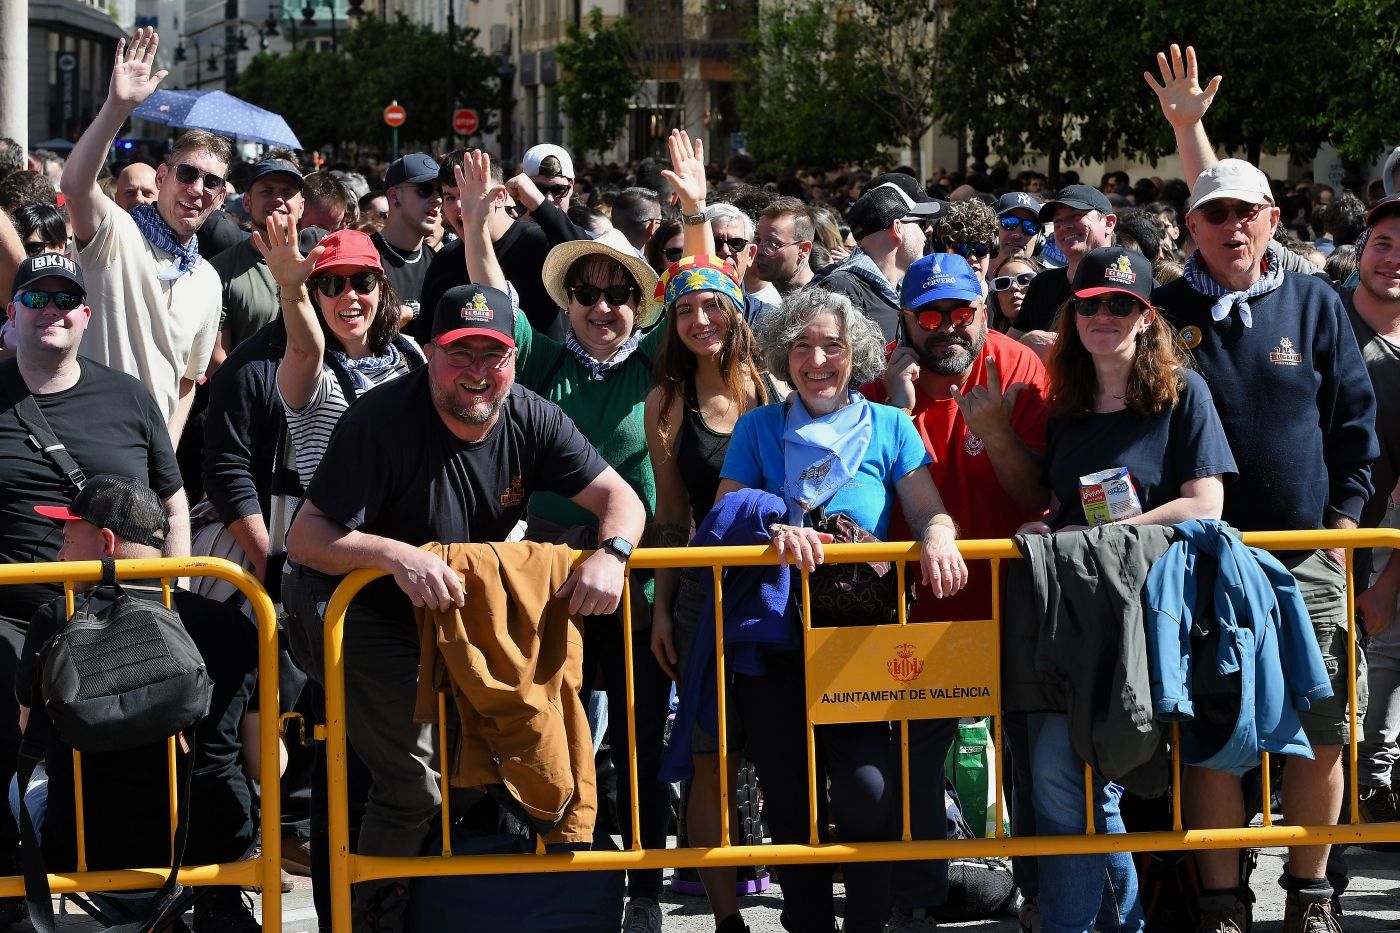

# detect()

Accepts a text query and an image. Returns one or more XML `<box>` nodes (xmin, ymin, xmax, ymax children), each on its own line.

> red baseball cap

<box><xmin>432</xmin><ymin>284</ymin><xmax>516</xmax><ymax>348</ymax></box>
<box><xmin>310</xmin><ymin>229</ymin><xmax>383</xmax><ymax>276</ymax></box>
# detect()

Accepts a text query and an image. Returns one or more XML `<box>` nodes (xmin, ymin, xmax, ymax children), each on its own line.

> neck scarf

<box><xmin>781</xmin><ymin>391</ymin><xmax>873</xmax><ymax>524</ymax></box>
<box><xmin>1182</xmin><ymin>247</ymin><xmax>1284</xmax><ymax>328</ymax></box>
<box><xmin>131</xmin><ymin>203</ymin><xmax>200</xmax><ymax>281</ymax></box>
<box><xmin>564</xmin><ymin>328</ymin><xmax>642</xmax><ymax>381</ymax></box>
<box><xmin>329</xmin><ymin>341</ymin><xmax>409</xmax><ymax>394</ymax></box>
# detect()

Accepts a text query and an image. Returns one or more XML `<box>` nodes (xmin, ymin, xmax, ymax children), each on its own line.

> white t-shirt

<box><xmin>76</xmin><ymin>202</ymin><xmax>221</xmax><ymax>424</ymax></box>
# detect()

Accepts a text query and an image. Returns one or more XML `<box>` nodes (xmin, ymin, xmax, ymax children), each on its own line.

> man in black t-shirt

<box><xmin>283</xmin><ymin>283</ymin><xmax>644</xmax><ymax>932</ymax></box>
<box><xmin>372</xmin><ymin>153</ymin><xmax>441</xmax><ymax>324</ymax></box>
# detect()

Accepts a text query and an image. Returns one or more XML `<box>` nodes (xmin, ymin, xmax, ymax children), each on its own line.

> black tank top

<box><xmin>675</xmin><ymin>374</ymin><xmax>778</xmax><ymax>526</ymax></box>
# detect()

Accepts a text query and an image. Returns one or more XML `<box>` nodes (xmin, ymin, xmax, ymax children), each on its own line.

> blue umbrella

<box><xmin>132</xmin><ymin>89</ymin><xmax>302</xmax><ymax>149</ymax></box>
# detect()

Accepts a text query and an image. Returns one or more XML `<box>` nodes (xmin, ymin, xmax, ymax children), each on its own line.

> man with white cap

<box><xmin>819</xmin><ymin>182</ymin><xmax>946</xmax><ymax>342</ymax></box>
<box><xmin>1150</xmin><ymin>136</ymin><xmax>1378</xmax><ymax>933</ymax></box>
<box><xmin>506</xmin><ymin>143</ymin><xmax>598</xmax><ymax>247</ymax></box>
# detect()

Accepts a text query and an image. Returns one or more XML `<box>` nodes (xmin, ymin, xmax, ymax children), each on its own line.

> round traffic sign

<box><xmin>453</xmin><ymin>108</ymin><xmax>480</xmax><ymax>136</ymax></box>
<box><xmin>383</xmin><ymin>103</ymin><xmax>406</xmax><ymax>128</ymax></box>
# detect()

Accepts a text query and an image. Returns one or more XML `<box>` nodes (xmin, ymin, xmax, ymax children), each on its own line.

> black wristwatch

<box><xmin>600</xmin><ymin>536</ymin><xmax>635</xmax><ymax>560</ymax></box>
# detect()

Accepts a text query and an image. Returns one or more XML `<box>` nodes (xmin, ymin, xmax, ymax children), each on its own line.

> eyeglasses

<box><xmin>663</xmin><ymin>247</ymin><xmax>684</xmax><ymax>264</ymax></box>
<box><xmin>568</xmin><ymin>283</ymin><xmax>635</xmax><ymax>306</ymax></box>
<box><xmin>439</xmin><ymin>346</ymin><xmax>514</xmax><ymax>370</ymax></box>
<box><xmin>1073</xmin><ymin>296</ymin><xmax>1143</xmax><ymax>318</ymax></box>
<box><xmin>403</xmin><ymin>182</ymin><xmax>442</xmax><ymax>200</ymax></box>
<box><xmin>1195</xmin><ymin>200</ymin><xmax>1270</xmax><ymax>226</ymax></box>
<box><xmin>715</xmin><ymin>236</ymin><xmax>749</xmax><ymax>255</ymax></box>
<box><xmin>173</xmin><ymin>162</ymin><xmax>227</xmax><ymax>193</ymax></box>
<box><xmin>16</xmin><ymin>289</ymin><xmax>84</xmax><ymax>311</ymax></box>
<box><xmin>950</xmin><ymin>242</ymin><xmax>993</xmax><ymax>258</ymax></box>
<box><xmin>990</xmin><ymin>272</ymin><xmax>1037</xmax><ymax>292</ymax></box>
<box><xmin>908</xmin><ymin>305</ymin><xmax>977</xmax><ymax>330</ymax></box>
<box><xmin>756</xmin><ymin>238</ymin><xmax>798</xmax><ymax>256</ymax></box>
<box><xmin>998</xmin><ymin>216</ymin><xmax>1042</xmax><ymax>236</ymax></box>
<box><xmin>538</xmin><ymin>183</ymin><xmax>572</xmax><ymax>199</ymax></box>
<box><xmin>310</xmin><ymin>271</ymin><xmax>381</xmax><ymax>298</ymax></box>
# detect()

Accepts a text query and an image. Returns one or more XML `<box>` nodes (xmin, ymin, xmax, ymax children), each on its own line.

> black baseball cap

<box><xmin>432</xmin><ymin>284</ymin><xmax>516</xmax><ymax>348</ymax></box>
<box><xmin>867</xmin><ymin>172</ymin><xmax>938</xmax><ymax>204</ymax></box>
<box><xmin>1038</xmin><ymin>184</ymin><xmax>1114</xmax><ymax>222</ymax></box>
<box><xmin>12</xmin><ymin>253</ymin><xmax>86</xmax><ymax>300</ymax></box>
<box><xmin>995</xmin><ymin>192</ymin><xmax>1042</xmax><ymax>217</ymax></box>
<box><xmin>34</xmin><ymin>474</ymin><xmax>169</xmax><ymax>549</ymax></box>
<box><xmin>1071</xmin><ymin>246</ymin><xmax>1153</xmax><ymax>305</ymax></box>
<box><xmin>1366</xmin><ymin>194</ymin><xmax>1400</xmax><ymax>227</ymax></box>
<box><xmin>847</xmin><ymin>183</ymin><xmax>944</xmax><ymax>240</ymax></box>
<box><xmin>247</xmin><ymin>158</ymin><xmax>304</xmax><ymax>190</ymax></box>
<box><xmin>385</xmin><ymin>153</ymin><xmax>441</xmax><ymax>188</ymax></box>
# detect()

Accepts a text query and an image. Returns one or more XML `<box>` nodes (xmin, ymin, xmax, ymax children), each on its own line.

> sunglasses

<box><xmin>568</xmin><ymin>283</ymin><xmax>635</xmax><ymax>306</ymax></box>
<box><xmin>404</xmin><ymin>182</ymin><xmax>441</xmax><ymax>200</ymax></box>
<box><xmin>990</xmin><ymin>272</ymin><xmax>1037</xmax><ymax>292</ymax></box>
<box><xmin>23</xmin><ymin>241</ymin><xmax>53</xmax><ymax>257</ymax></box>
<box><xmin>909</xmin><ymin>305</ymin><xmax>977</xmax><ymax>330</ymax></box>
<box><xmin>504</xmin><ymin>204</ymin><xmax>522</xmax><ymax>219</ymax></box>
<box><xmin>1195</xmin><ymin>201</ymin><xmax>1269</xmax><ymax>226</ymax></box>
<box><xmin>951</xmin><ymin>242</ymin><xmax>993</xmax><ymax>258</ymax></box>
<box><xmin>998</xmin><ymin>216</ymin><xmax>1042</xmax><ymax>236</ymax></box>
<box><xmin>173</xmin><ymin>162</ymin><xmax>227</xmax><ymax>192</ymax></box>
<box><xmin>663</xmin><ymin>247</ymin><xmax>684</xmax><ymax>264</ymax></box>
<box><xmin>310</xmin><ymin>271</ymin><xmax>381</xmax><ymax>298</ymax></box>
<box><xmin>539</xmin><ymin>183</ymin><xmax>572</xmax><ymax>199</ymax></box>
<box><xmin>715</xmin><ymin>237</ymin><xmax>749</xmax><ymax>254</ymax></box>
<box><xmin>17</xmin><ymin>289</ymin><xmax>84</xmax><ymax>311</ymax></box>
<box><xmin>1073</xmin><ymin>295</ymin><xmax>1144</xmax><ymax>318</ymax></box>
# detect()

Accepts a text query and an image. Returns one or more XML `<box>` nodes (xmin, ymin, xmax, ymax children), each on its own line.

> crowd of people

<box><xmin>0</xmin><ymin>28</ymin><xmax>1397</xmax><ymax>933</ymax></box>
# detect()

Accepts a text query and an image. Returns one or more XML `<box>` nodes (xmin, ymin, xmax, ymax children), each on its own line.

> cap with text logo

<box><xmin>34</xmin><ymin>474</ymin><xmax>169</xmax><ymax>549</ymax></box>
<box><xmin>995</xmin><ymin>191</ymin><xmax>1042</xmax><ymax>218</ymax></box>
<box><xmin>432</xmin><ymin>284</ymin><xmax>516</xmax><ymax>348</ymax></box>
<box><xmin>1188</xmin><ymin>159</ymin><xmax>1274</xmax><ymax>212</ymax></box>
<box><xmin>12</xmin><ymin>253</ymin><xmax>86</xmax><ymax>301</ymax></box>
<box><xmin>900</xmin><ymin>253</ymin><xmax>982</xmax><ymax>308</ymax></box>
<box><xmin>1071</xmin><ymin>246</ymin><xmax>1153</xmax><ymax>305</ymax></box>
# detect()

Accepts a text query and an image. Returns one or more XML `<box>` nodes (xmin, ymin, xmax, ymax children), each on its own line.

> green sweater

<box><xmin>514</xmin><ymin>313</ymin><xmax>665</xmax><ymax>529</ymax></box>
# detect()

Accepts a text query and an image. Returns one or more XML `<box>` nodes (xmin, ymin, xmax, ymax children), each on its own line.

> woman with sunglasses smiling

<box><xmin>1016</xmin><ymin>246</ymin><xmax>1236</xmax><ymax>933</ymax></box>
<box><xmin>253</xmin><ymin>218</ymin><xmax>424</xmax><ymax>500</ymax></box>
<box><xmin>988</xmin><ymin>255</ymin><xmax>1044</xmax><ymax>333</ymax></box>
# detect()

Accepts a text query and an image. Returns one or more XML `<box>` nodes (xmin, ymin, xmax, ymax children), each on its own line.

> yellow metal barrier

<box><xmin>0</xmin><ymin>557</ymin><xmax>282</xmax><ymax>929</ymax></box>
<box><xmin>322</xmin><ymin>530</ymin><xmax>1400</xmax><ymax>931</ymax></box>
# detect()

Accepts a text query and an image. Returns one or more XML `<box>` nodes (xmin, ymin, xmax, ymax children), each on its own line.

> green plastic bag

<box><xmin>944</xmin><ymin>718</ymin><xmax>1007</xmax><ymax>838</ymax></box>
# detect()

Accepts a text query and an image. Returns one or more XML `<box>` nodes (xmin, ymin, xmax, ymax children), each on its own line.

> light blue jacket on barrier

<box><xmin>1144</xmin><ymin>519</ymin><xmax>1333</xmax><ymax>775</ymax></box>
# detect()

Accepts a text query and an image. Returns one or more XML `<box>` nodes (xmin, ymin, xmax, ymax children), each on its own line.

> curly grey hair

<box><xmin>756</xmin><ymin>288</ymin><xmax>886</xmax><ymax>390</ymax></box>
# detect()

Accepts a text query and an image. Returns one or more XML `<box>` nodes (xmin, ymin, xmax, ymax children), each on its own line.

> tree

<box><xmin>733</xmin><ymin>0</ymin><xmax>901</xmax><ymax>172</ymax></box>
<box><xmin>234</xmin><ymin>14</ymin><xmax>498</xmax><ymax>151</ymax></box>
<box><xmin>555</xmin><ymin>8</ymin><xmax>645</xmax><ymax>159</ymax></box>
<box><xmin>852</xmin><ymin>0</ymin><xmax>945</xmax><ymax>177</ymax></box>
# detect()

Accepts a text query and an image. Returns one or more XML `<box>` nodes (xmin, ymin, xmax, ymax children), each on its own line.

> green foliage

<box><xmin>234</xmin><ymin>13</ymin><xmax>498</xmax><ymax>151</ymax></box>
<box><xmin>555</xmin><ymin>8</ymin><xmax>645</xmax><ymax>158</ymax></box>
<box><xmin>1321</xmin><ymin>0</ymin><xmax>1400</xmax><ymax>164</ymax></box>
<box><xmin>734</xmin><ymin>1</ymin><xmax>902</xmax><ymax>172</ymax></box>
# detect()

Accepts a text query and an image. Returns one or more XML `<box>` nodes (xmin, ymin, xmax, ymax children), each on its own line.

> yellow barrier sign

<box><xmin>806</xmin><ymin>621</ymin><xmax>999</xmax><ymax>724</ymax></box>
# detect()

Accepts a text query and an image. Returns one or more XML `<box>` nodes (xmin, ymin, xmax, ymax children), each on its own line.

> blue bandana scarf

<box><xmin>330</xmin><ymin>339</ymin><xmax>422</xmax><ymax>393</ymax></box>
<box><xmin>564</xmin><ymin>328</ymin><xmax>642</xmax><ymax>381</ymax></box>
<box><xmin>1182</xmin><ymin>247</ymin><xmax>1284</xmax><ymax>328</ymax></box>
<box><xmin>781</xmin><ymin>392</ymin><xmax>873</xmax><ymax>524</ymax></box>
<box><xmin>131</xmin><ymin>203</ymin><xmax>201</xmax><ymax>281</ymax></box>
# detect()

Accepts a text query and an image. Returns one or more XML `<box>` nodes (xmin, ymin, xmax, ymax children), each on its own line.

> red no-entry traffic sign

<box><xmin>453</xmin><ymin>108</ymin><xmax>480</xmax><ymax>135</ymax></box>
<box><xmin>383</xmin><ymin>103</ymin><xmax>406</xmax><ymax>127</ymax></box>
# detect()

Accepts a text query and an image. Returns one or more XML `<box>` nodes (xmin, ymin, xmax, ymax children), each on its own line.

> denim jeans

<box><xmin>1028</xmin><ymin>713</ymin><xmax>1144</xmax><ymax>933</ymax></box>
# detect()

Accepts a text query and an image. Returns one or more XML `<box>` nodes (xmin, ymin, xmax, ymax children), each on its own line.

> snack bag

<box><xmin>1078</xmin><ymin>467</ymin><xmax>1143</xmax><ymax>526</ymax></box>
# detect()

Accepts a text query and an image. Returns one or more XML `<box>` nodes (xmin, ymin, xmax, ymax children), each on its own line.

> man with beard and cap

<box><xmin>819</xmin><ymin>182</ymin><xmax>945</xmax><ymax>343</ymax></box>
<box><xmin>859</xmin><ymin>252</ymin><xmax>1049</xmax><ymax>929</ymax></box>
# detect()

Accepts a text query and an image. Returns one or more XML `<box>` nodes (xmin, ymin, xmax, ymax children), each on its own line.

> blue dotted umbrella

<box><xmin>133</xmin><ymin>89</ymin><xmax>302</xmax><ymax>149</ymax></box>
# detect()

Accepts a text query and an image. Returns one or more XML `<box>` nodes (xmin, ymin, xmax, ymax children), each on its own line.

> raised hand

<box><xmin>251</xmin><ymin>212</ymin><xmax>323</xmax><ymax>289</ymax></box>
<box><xmin>110</xmin><ymin>26</ymin><xmax>168</xmax><ymax>107</ymax></box>
<box><xmin>455</xmin><ymin>152</ymin><xmax>507</xmax><ymax>226</ymax></box>
<box><xmin>1144</xmin><ymin>44</ymin><xmax>1222</xmax><ymax>129</ymax></box>
<box><xmin>661</xmin><ymin>129</ymin><xmax>709</xmax><ymax>210</ymax></box>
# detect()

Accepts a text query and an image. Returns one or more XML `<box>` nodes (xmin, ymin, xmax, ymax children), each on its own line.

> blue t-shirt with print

<box><xmin>720</xmin><ymin>399</ymin><xmax>931</xmax><ymax>538</ymax></box>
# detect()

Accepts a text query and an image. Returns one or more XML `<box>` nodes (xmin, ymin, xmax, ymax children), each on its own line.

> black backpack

<box><xmin>18</xmin><ymin>559</ymin><xmax>213</xmax><ymax>933</ymax></box>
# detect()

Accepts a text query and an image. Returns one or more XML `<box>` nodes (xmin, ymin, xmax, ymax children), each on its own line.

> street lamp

<box><xmin>301</xmin><ymin>0</ymin><xmax>338</xmax><ymax>52</ymax></box>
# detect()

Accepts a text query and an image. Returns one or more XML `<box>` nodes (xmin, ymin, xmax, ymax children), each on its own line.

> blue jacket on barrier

<box><xmin>1144</xmin><ymin>519</ymin><xmax>1333</xmax><ymax>774</ymax></box>
<box><xmin>660</xmin><ymin>489</ymin><xmax>800</xmax><ymax>782</ymax></box>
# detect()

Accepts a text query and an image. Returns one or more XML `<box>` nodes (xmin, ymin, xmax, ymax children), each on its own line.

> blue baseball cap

<box><xmin>901</xmin><ymin>254</ymin><xmax>982</xmax><ymax>307</ymax></box>
<box><xmin>385</xmin><ymin>152</ymin><xmax>441</xmax><ymax>187</ymax></box>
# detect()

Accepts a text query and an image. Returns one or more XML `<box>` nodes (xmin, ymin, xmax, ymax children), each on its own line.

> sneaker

<box><xmin>623</xmin><ymin>896</ymin><xmax>663</xmax><ymax>933</ymax></box>
<box><xmin>1284</xmin><ymin>896</ymin><xmax>1343</xmax><ymax>933</ymax></box>
<box><xmin>884</xmin><ymin>907</ymin><xmax>939</xmax><ymax>932</ymax></box>
<box><xmin>1358</xmin><ymin>784</ymin><xmax>1400</xmax><ymax>824</ymax></box>
<box><xmin>1018</xmin><ymin>897</ymin><xmax>1042</xmax><ymax>933</ymax></box>
<box><xmin>715</xmin><ymin>914</ymin><xmax>750</xmax><ymax>933</ymax></box>
<box><xmin>193</xmin><ymin>886</ymin><xmax>261</xmax><ymax>932</ymax></box>
<box><xmin>1196</xmin><ymin>895</ymin><xmax>1247</xmax><ymax>933</ymax></box>
<box><xmin>282</xmin><ymin>834</ymin><xmax>313</xmax><ymax>877</ymax></box>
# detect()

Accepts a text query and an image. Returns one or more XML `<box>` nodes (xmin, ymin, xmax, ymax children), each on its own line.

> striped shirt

<box><xmin>279</xmin><ymin>361</ymin><xmax>412</xmax><ymax>490</ymax></box>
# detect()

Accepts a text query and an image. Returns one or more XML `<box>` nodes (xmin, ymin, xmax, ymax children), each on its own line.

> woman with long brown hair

<box><xmin>1017</xmin><ymin>246</ymin><xmax>1236</xmax><ymax>933</ymax></box>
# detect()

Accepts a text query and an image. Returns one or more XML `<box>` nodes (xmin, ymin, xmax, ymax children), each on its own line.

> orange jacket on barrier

<box><xmin>413</xmin><ymin>541</ymin><xmax>595</xmax><ymax>844</ymax></box>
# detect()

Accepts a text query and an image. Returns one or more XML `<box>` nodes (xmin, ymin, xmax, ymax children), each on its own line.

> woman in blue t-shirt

<box><xmin>713</xmin><ymin>287</ymin><xmax>966</xmax><ymax>933</ymax></box>
<box><xmin>1017</xmin><ymin>247</ymin><xmax>1237</xmax><ymax>933</ymax></box>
